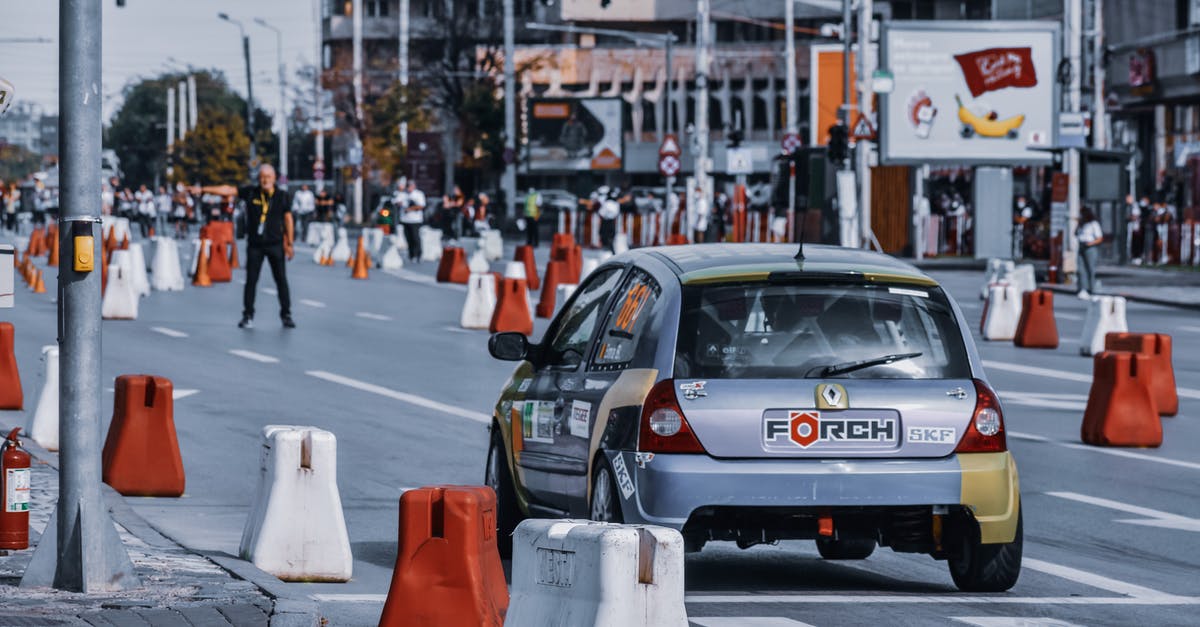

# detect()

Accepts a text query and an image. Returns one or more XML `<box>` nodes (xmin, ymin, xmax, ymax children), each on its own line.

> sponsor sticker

<box><xmin>522</xmin><ymin>401</ymin><xmax>555</xmax><ymax>443</ymax></box>
<box><xmin>569</xmin><ymin>400</ymin><xmax>591</xmax><ymax>438</ymax></box>
<box><xmin>907</xmin><ymin>426</ymin><xmax>957</xmax><ymax>444</ymax></box>
<box><xmin>611</xmin><ymin>454</ymin><xmax>635</xmax><ymax>500</ymax></box>
<box><xmin>679</xmin><ymin>380</ymin><xmax>707</xmax><ymax>400</ymax></box>
<box><xmin>517</xmin><ymin>378</ymin><xmax>532</xmax><ymax>393</ymax></box>
<box><xmin>5</xmin><ymin>467</ymin><xmax>30</xmax><ymax>513</ymax></box>
<box><xmin>763</xmin><ymin>410</ymin><xmax>899</xmax><ymax>451</ymax></box>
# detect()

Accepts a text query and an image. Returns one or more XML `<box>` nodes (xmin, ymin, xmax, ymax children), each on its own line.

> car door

<box><xmin>517</xmin><ymin>266</ymin><xmax>626</xmax><ymax>514</ymax></box>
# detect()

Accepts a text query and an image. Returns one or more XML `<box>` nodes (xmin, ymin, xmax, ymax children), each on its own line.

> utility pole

<box><xmin>1092</xmin><ymin>0</ymin><xmax>1107</xmax><ymax>150</ymax></box>
<box><xmin>1065</xmin><ymin>0</ymin><xmax>1082</xmax><ymax>275</ymax></box>
<box><xmin>503</xmin><ymin>0</ymin><xmax>517</xmax><ymax>219</ymax></box>
<box><xmin>352</xmin><ymin>0</ymin><xmax>364</xmax><ymax>224</ymax></box>
<box><xmin>785</xmin><ymin>0</ymin><xmax>797</xmax><ymax>229</ymax></box>
<box><xmin>167</xmin><ymin>86</ymin><xmax>175</xmax><ymax>150</ymax></box>
<box><xmin>399</xmin><ymin>0</ymin><xmax>410</xmax><ymax>162</ymax></box>
<box><xmin>219</xmin><ymin>13</ymin><xmax>257</xmax><ymax>164</ymax></box>
<box><xmin>665</xmin><ymin>33</ymin><xmax>675</xmax><ymax>212</ymax></box>
<box><xmin>694</xmin><ymin>0</ymin><xmax>712</xmax><ymax>240</ymax></box>
<box><xmin>255</xmin><ymin>18</ymin><xmax>288</xmax><ymax>183</ymax></box>
<box><xmin>313</xmin><ymin>0</ymin><xmax>325</xmax><ymax>192</ymax></box>
<box><xmin>177</xmin><ymin>80</ymin><xmax>187</xmax><ymax>143</ymax></box>
<box><xmin>187</xmin><ymin>74</ymin><xmax>197</xmax><ymax>131</ymax></box>
<box><xmin>22</xmin><ymin>0</ymin><xmax>138</xmax><ymax>591</ymax></box>
<box><xmin>837</xmin><ymin>0</ymin><xmax>858</xmax><ymax>248</ymax></box>
<box><xmin>857</xmin><ymin>0</ymin><xmax>874</xmax><ymax>250</ymax></box>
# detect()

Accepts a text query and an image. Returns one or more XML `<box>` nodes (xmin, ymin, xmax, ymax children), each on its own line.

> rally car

<box><xmin>485</xmin><ymin>243</ymin><xmax>1021</xmax><ymax>592</ymax></box>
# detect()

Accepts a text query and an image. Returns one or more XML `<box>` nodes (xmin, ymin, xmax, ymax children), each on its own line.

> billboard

<box><xmin>809</xmin><ymin>45</ymin><xmax>858</xmax><ymax>147</ymax></box>
<box><xmin>525</xmin><ymin>98</ymin><xmax>624</xmax><ymax>173</ymax></box>
<box><xmin>879</xmin><ymin>21</ymin><xmax>1060</xmax><ymax>165</ymax></box>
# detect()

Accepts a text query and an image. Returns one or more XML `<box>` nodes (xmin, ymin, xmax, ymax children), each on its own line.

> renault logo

<box><xmin>816</xmin><ymin>383</ymin><xmax>848</xmax><ymax>409</ymax></box>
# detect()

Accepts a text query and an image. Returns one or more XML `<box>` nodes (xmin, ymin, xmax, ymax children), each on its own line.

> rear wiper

<box><xmin>810</xmin><ymin>352</ymin><xmax>923</xmax><ymax>378</ymax></box>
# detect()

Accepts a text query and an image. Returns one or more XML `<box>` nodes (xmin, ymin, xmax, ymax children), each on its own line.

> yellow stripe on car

<box><xmin>958</xmin><ymin>451</ymin><xmax>1021</xmax><ymax>544</ymax></box>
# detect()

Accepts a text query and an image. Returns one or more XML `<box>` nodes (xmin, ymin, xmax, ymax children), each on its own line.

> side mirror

<box><xmin>489</xmin><ymin>332</ymin><xmax>531</xmax><ymax>361</ymax></box>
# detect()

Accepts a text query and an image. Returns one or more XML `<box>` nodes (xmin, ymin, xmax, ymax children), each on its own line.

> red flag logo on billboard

<box><xmin>953</xmin><ymin>47</ymin><xmax>1038</xmax><ymax>98</ymax></box>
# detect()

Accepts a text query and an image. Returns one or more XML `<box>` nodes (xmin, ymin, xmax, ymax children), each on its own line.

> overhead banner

<box><xmin>879</xmin><ymin>21</ymin><xmax>1060</xmax><ymax>165</ymax></box>
<box><xmin>525</xmin><ymin>98</ymin><xmax>624</xmax><ymax>173</ymax></box>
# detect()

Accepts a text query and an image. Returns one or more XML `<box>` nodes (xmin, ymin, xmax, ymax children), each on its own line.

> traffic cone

<box><xmin>120</xmin><ymin>233</ymin><xmax>130</xmax><ymax>250</ymax></box>
<box><xmin>46</xmin><ymin>231</ymin><xmax>59</xmax><ymax>267</ymax></box>
<box><xmin>352</xmin><ymin>239</ymin><xmax>370</xmax><ymax>280</ymax></box>
<box><xmin>192</xmin><ymin>240</ymin><xmax>212</xmax><ymax>287</ymax></box>
<box><xmin>25</xmin><ymin>229</ymin><xmax>41</xmax><ymax>256</ymax></box>
<box><xmin>101</xmin><ymin>252</ymin><xmax>108</xmax><ymax>294</ymax></box>
<box><xmin>229</xmin><ymin>239</ymin><xmax>240</xmax><ymax>269</ymax></box>
<box><xmin>536</xmin><ymin>260</ymin><xmax>567</xmax><ymax>319</ymax></box>
<box><xmin>148</xmin><ymin>226</ymin><xmax>155</xmax><ymax>238</ymax></box>
<box><xmin>349</xmin><ymin>237</ymin><xmax>362</xmax><ymax>268</ymax></box>
<box><xmin>32</xmin><ymin>271</ymin><xmax>45</xmax><ymax>294</ymax></box>
<box><xmin>513</xmin><ymin>245</ymin><xmax>539</xmax><ymax>291</ymax></box>
<box><xmin>104</xmin><ymin>226</ymin><xmax>117</xmax><ymax>257</ymax></box>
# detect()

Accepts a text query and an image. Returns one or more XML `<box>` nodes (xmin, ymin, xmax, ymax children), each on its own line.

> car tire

<box><xmin>816</xmin><ymin>537</ymin><xmax>876</xmax><ymax>560</ymax></box>
<box><xmin>949</xmin><ymin>510</ymin><xmax>1023</xmax><ymax>592</ymax></box>
<box><xmin>589</xmin><ymin>459</ymin><xmax>624</xmax><ymax>523</ymax></box>
<box><xmin>484</xmin><ymin>429</ymin><xmax>522</xmax><ymax>559</ymax></box>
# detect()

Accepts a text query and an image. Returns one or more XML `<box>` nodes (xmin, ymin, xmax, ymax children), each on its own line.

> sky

<box><xmin>0</xmin><ymin>0</ymin><xmax>319</xmax><ymax>124</ymax></box>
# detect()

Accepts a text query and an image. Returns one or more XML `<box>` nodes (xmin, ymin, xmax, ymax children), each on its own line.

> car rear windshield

<box><xmin>674</xmin><ymin>281</ymin><xmax>971</xmax><ymax>380</ymax></box>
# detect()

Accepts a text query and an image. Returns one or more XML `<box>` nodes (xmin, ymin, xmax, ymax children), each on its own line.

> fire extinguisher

<box><xmin>0</xmin><ymin>427</ymin><xmax>30</xmax><ymax>550</ymax></box>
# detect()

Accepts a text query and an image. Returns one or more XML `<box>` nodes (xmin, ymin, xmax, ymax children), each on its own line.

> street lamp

<box><xmin>218</xmin><ymin>12</ymin><xmax>257</xmax><ymax>164</ymax></box>
<box><xmin>255</xmin><ymin>17</ymin><xmax>288</xmax><ymax>183</ymax></box>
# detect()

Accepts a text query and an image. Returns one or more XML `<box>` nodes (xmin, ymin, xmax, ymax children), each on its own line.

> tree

<box><xmin>173</xmin><ymin>109</ymin><xmax>250</xmax><ymax>185</ymax></box>
<box><xmin>363</xmin><ymin>81</ymin><xmax>434</xmax><ymax>182</ymax></box>
<box><xmin>0</xmin><ymin>143</ymin><xmax>43</xmax><ymax>182</ymax></box>
<box><xmin>105</xmin><ymin>70</ymin><xmax>276</xmax><ymax>187</ymax></box>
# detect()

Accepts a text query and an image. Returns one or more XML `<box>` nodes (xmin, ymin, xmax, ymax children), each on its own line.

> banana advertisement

<box><xmin>879</xmin><ymin>21</ymin><xmax>1060</xmax><ymax>165</ymax></box>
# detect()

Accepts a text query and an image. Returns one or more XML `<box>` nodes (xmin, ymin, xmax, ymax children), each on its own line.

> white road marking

<box><xmin>306</xmin><ymin>370</ymin><xmax>490</xmax><ymax>423</ymax></box>
<box><xmin>310</xmin><ymin>594</ymin><xmax>387</xmax><ymax>603</ymax></box>
<box><xmin>151</xmin><ymin>326</ymin><xmax>188</xmax><ymax>338</ymax></box>
<box><xmin>384</xmin><ymin>268</ymin><xmax>469</xmax><ymax>292</ymax></box>
<box><xmin>263</xmin><ymin>287</ymin><xmax>278</xmax><ymax>295</ymax></box>
<box><xmin>300</xmin><ymin>299</ymin><xmax>326</xmax><ymax>308</ymax></box>
<box><xmin>999</xmin><ymin>391</ymin><xmax>1088</xmax><ymax>411</ymax></box>
<box><xmin>228</xmin><ymin>349</ymin><xmax>280</xmax><ymax>364</ymax></box>
<box><xmin>173</xmin><ymin>389</ymin><xmax>198</xmax><ymax>401</ymax></box>
<box><xmin>1047</xmin><ymin>492</ymin><xmax>1200</xmax><ymax>533</ymax></box>
<box><xmin>696</xmin><ymin>614</ymin><xmax>816</xmax><ymax>619</ymax></box>
<box><xmin>1055</xmin><ymin>312</ymin><xmax>1084</xmax><ymax>321</ymax></box>
<box><xmin>953</xmin><ymin>618</ymin><xmax>1082</xmax><ymax>626</ymax></box>
<box><xmin>355</xmin><ymin>312</ymin><xmax>392</xmax><ymax>321</ymax></box>
<box><xmin>1009</xmin><ymin>432</ymin><xmax>1200</xmax><ymax>471</ymax></box>
<box><xmin>983</xmin><ymin>359</ymin><xmax>1200</xmax><ymax>400</ymax></box>
<box><xmin>445</xmin><ymin>326</ymin><xmax>476</xmax><ymax>333</ymax></box>
<box><xmin>1021</xmin><ymin>557</ymin><xmax>1169</xmax><ymax>598</ymax></box>
<box><xmin>684</xmin><ymin>594</ymin><xmax>1198</xmax><ymax>605</ymax></box>
<box><xmin>1180</xmin><ymin>325</ymin><xmax>1200</xmax><ymax>334</ymax></box>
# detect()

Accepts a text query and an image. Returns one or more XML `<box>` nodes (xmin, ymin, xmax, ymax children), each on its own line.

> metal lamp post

<box><xmin>218</xmin><ymin>12</ymin><xmax>257</xmax><ymax>165</ymax></box>
<box><xmin>255</xmin><ymin>17</ymin><xmax>289</xmax><ymax>182</ymax></box>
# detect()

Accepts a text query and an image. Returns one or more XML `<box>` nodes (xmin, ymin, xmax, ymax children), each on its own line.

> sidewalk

<box><xmin>0</xmin><ymin>427</ymin><xmax>317</xmax><ymax>627</ymax></box>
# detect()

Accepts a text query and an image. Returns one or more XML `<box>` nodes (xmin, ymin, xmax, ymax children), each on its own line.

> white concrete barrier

<box><xmin>981</xmin><ymin>283</ymin><xmax>1020</xmax><ymax>341</ymax></box>
<box><xmin>506</xmin><ymin>519</ymin><xmax>687</xmax><ymax>627</ymax></box>
<box><xmin>481</xmin><ymin>230</ymin><xmax>503</xmax><ymax>261</ymax></box>
<box><xmin>980</xmin><ymin>258</ymin><xmax>1010</xmax><ymax>300</ymax></box>
<box><xmin>613</xmin><ymin>233</ymin><xmax>629</xmax><ymax>255</ymax></box>
<box><xmin>1009</xmin><ymin>263</ymin><xmax>1037</xmax><ymax>297</ymax></box>
<box><xmin>150</xmin><ymin>237</ymin><xmax>185</xmax><ymax>291</ymax></box>
<box><xmin>380</xmin><ymin>236</ymin><xmax>404</xmax><ymax>270</ymax></box>
<box><xmin>579</xmin><ymin>258</ymin><xmax>600</xmax><ymax>280</ymax></box>
<box><xmin>239</xmin><ymin>425</ymin><xmax>353</xmax><ymax>582</ymax></box>
<box><xmin>305</xmin><ymin>222</ymin><xmax>334</xmax><ymax>247</ymax></box>
<box><xmin>1080</xmin><ymin>295</ymin><xmax>1128</xmax><ymax>356</ymax></box>
<box><xmin>188</xmin><ymin>239</ymin><xmax>201</xmax><ymax>276</ymax></box>
<box><xmin>102</xmin><ymin>216</ymin><xmax>132</xmax><ymax>244</ymax></box>
<box><xmin>27</xmin><ymin>345</ymin><xmax>58</xmax><ymax>451</ymax></box>
<box><xmin>419</xmin><ymin>227</ymin><xmax>443</xmax><ymax>262</ymax></box>
<box><xmin>555</xmin><ymin>284</ymin><xmax>577</xmax><ymax>317</ymax></box>
<box><xmin>363</xmin><ymin>227</ymin><xmax>385</xmax><ymax>257</ymax></box>
<box><xmin>468</xmin><ymin>249</ymin><xmax>490</xmax><ymax>274</ymax></box>
<box><xmin>101</xmin><ymin>262</ymin><xmax>139</xmax><ymax>320</ymax></box>
<box><xmin>331</xmin><ymin>227</ymin><xmax>352</xmax><ymax>263</ymax></box>
<box><xmin>312</xmin><ymin>239</ymin><xmax>333</xmax><ymax>264</ymax></box>
<box><xmin>461</xmin><ymin>273</ymin><xmax>498</xmax><ymax>329</ymax></box>
<box><xmin>127</xmin><ymin>242</ymin><xmax>151</xmax><ymax>297</ymax></box>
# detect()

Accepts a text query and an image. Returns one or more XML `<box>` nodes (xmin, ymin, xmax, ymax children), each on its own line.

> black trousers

<box><xmin>402</xmin><ymin>222</ymin><xmax>422</xmax><ymax>260</ymax></box>
<box><xmin>243</xmin><ymin>244</ymin><xmax>291</xmax><ymax>319</ymax></box>
<box><xmin>525</xmin><ymin>216</ymin><xmax>540</xmax><ymax>248</ymax></box>
<box><xmin>599</xmin><ymin>218</ymin><xmax>617</xmax><ymax>252</ymax></box>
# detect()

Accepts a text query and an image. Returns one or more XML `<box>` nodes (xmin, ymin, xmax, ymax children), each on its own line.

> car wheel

<box><xmin>589</xmin><ymin>461</ymin><xmax>623</xmax><ymax>523</ymax></box>
<box><xmin>816</xmin><ymin>537</ymin><xmax>876</xmax><ymax>560</ymax></box>
<box><xmin>484</xmin><ymin>430</ymin><xmax>522</xmax><ymax>559</ymax></box>
<box><xmin>948</xmin><ymin>510</ymin><xmax>1023</xmax><ymax>592</ymax></box>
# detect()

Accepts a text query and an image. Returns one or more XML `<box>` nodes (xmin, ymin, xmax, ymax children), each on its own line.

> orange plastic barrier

<box><xmin>378</xmin><ymin>486</ymin><xmax>507</xmax><ymax>627</ymax></box>
<box><xmin>102</xmin><ymin>375</ymin><xmax>185</xmax><ymax>497</ymax></box>
<box><xmin>667</xmin><ymin>234</ymin><xmax>689</xmax><ymax>246</ymax></box>
<box><xmin>514</xmin><ymin>245</ymin><xmax>540</xmax><ymax>291</ymax></box>
<box><xmin>1081</xmin><ymin>352</ymin><xmax>1162</xmax><ymax>447</ymax></box>
<box><xmin>206</xmin><ymin>234</ymin><xmax>232</xmax><ymax>283</ymax></box>
<box><xmin>1105</xmin><ymin>333</ymin><xmax>1178</xmax><ymax>417</ymax></box>
<box><xmin>437</xmin><ymin>247</ymin><xmax>470</xmax><ymax>284</ymax></box>
<box><xmin>206</xmin><ymin>222</ymin><xmax>238</xmax><ymax>270</ymax></box>
<box><xmin>551</xmin><ymin>233</ymin><xmax>575</xmax><ymax>251</ymax></box>
<box><xmin>1014</xmin><ymin>289</ymin><xmax>1059</xmax><ymax>348</ymax></box>
<box><xmin>0</xmin><ymin>323</ymin><xmax>22</xmax><ymax>410</ymax></box>
<box><xmin>489</xmin><ymin>278</ymin><xmax>533</xmax><ymax>335</ymax></box>
<box><xmin>536</xmin><ymin>260</ymin><xmax>568</xmax><ymax>319</ymax></box>
<box><xmin>436</xmin><ymin>246</ymin><xmax>460</xmax><ymax>282</ymax></box>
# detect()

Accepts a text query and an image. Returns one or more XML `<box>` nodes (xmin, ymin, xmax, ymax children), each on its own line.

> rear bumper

<box><xmin>611</xmin><ymin>450</ymin><xmax>1019</xmax><ymax>544</ymax></box>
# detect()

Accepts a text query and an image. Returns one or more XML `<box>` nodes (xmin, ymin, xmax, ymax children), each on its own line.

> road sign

<box><xmin>313</xmin><ymin>158</ymin><xmax>325</xmax><ymax>181</ymax></box>
<box><xmin>658</xmin><ymin>153</ymin><xmax>681</xmax><ymax>178</ymax></box>
<box><xmin>659</xmin><ymin>133</ymin><xmax>681</xmax><ymax>157</ymax></box>
<box><xmin>314</xmin><ymin>170</ymin><xmax>325</xmax><ymax>181</ymax></box>
<box><xmin>726</xmin><ymin>147</ymin><xmax>753</xmax><ymax>175</ymax></box>
<box><xmin>781</xmin><ymin>132</ymin><xmax>802</xmax><ymax>154</ymax></box>
<box><xmin>871</xmin><ymin>69</ymin><xmax>895</xmax><ymax>94</ymax></box>
<box><xmin>852</xmin><ymin>114</ymin><xmax>876</xmax><ymax>141</ymax></box>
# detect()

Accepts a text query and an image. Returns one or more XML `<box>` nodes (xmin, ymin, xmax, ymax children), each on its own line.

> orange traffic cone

<box><xmin>351</xmin><ymin>238</ymin><xmax>369</xmax><ymax>280</ymax></box>
<box><xmin>46</xmin><ymin>232</ymin><xmax>59</xmax><ymax>267</ymax></box>
<box><xmin>147</xmin><ymin>226</ymin><xmax>156</xmax><ymax>238</ymax></box>
<box><xmin>104</xmin><ymin>227</ymin><xmax>117</xmax><ymax>255</ymax></box>
<box><xmin>192</xmin><ymin>241</ymin><xmax>212</xmax><ymax>287</ymax></box>
<box><xmin>101</xmin><ymin>255</ymin><xmax>108</xmax><ymax>294</ymax></box>
<box><xmin>120</xmin><ymin>233</ymin><xmax>130</xmax><ymax>250</ymax></box>
<box><xmin>32</xmin><ymin>271</ymin><xmax>45</xmax><ymax>294</ymax></box>
<box><xmin>25</xmin><ymin>229</ymin><xmax>41</xmax><ymax>256</ymax></box>
<box><xmin>229</xmin><ymin>240</ymin><xmax>240</xmax><ymax>269</ymax></box>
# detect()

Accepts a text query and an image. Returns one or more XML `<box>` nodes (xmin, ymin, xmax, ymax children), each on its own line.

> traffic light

<box><xmin>827</xmin><ymin>123</ymin><xmax>849</xmax><ymax>164</ymax></box>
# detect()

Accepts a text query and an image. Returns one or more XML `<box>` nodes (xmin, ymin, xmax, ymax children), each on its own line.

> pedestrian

<box><xmin>1075</xmin><ymin>206</ymin><xmax>1103</xmax><ymax>299</ymax></box>
<box><xmin>461</xmin><ymin>196</ymin><xmax>478</xmax><ymax>237</ymax></box>
<box><xmin>523</xmin><ymin>187</ymin><xmax>542</xmax><ymax>248</ymax></box>
<box><xmin>441</xmin><ymin>185</ymin><xmax>465</xmax><ymax>242</ymax></box>
<box><xmin>239</xmin><ymin>164</ymin><xmax>295</xmax><ymax>329</ymax></box>
<box><xmin>154</xmin><ymin>185</ymin><xmax>172</xmax><ymax>236</ymax></box>
<box><xmin>399</xmin><ymin>180</ymin><xmax>426</xmax><ymax>262</ymax></box>
<box><xmin>291</xmin><ymin>183</ymin><xmax>316</xmax><ymax>240</ymax></box>
<box><xmin>135</xmin><ymin>184</ymin><xmax>155</xmax><ymax>237</ymax></box>
<box><xmin>0</xmin><ymin>180</ymin><xmax>12</xmax><ymax>233</ymax></box>
<box><xmin>474</xmin><ymin>192</ymin><xmax>491</xmax><ymax>234</ymax></box>
<box><xmin>598</xmin><ymin>188</ymin><xmax>620</xmax><ymax>253</ymax></box>
<box><xmin>172</xmin><ymin>183</ymin><xmax>192</xmax><ymax>239</ymax></box>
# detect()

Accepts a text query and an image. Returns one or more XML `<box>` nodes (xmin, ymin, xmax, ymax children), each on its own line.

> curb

<box><xmin>8</xmin><ymin>429</ymin><xmax>322</xmax><ymax>627</ymax></box>
<box><xmin>1040</xmin><ymin>283</ymin><xmax>1200</xmax><ymax>312</ymax></box>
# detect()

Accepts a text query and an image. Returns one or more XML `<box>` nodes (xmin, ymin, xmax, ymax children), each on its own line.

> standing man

<box><xmin>523</xmin><ymin>188</ymin><xmax>541</xmax><ymax>248</ymax></box>
<box><xmin>399</xmin><ymin>180</ymin><xmax>426</xmax><ymax>263</ymax></box>
<box><xmin>135</xmin><ymin>184</ymin><xmax>155</xmax><ymax>237</ymax></box>
<box><xmin>598</xmin><ymin>187</ymin><xmax>620</xmax><ymax>253</ymax></box>
<box><xmin>291</xmin><ymin>183</ymin><xmax>316</xmax><ymax>240</ymax></box>
<box><xmin>240</xmin><ymin>164</ymin><xmax>295</xmax><ymax>329</ymax></box>
<box><xmin>154</xmin><ymin>185</ymin><xmax>172</xmax><ymax>237</ymax></box>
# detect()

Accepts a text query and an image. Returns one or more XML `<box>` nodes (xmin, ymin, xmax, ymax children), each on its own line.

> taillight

<box><xmin>954</xmin><ymin>379</ymin><xmax>1007</xmax><ymax>453</ymax></box>
<box><xmin>638</xmin><ymin>379</ymin><xmax>706</xmax><ymax>453</ymax></box>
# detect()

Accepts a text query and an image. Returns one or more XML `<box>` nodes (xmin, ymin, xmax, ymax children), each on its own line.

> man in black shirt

<box><xmin>240</xmin><ymin>165</ymin><xmax>295</xmax><ymax>329</ymax></box>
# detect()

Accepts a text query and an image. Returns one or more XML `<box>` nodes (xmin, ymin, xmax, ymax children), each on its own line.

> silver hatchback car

<box><xmin>486</xmin><ymin>244</ymin><xmax>1021</xmax><ymax>591</ymax></box>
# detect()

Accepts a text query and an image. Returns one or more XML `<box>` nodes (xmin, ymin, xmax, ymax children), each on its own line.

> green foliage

<box><xmin>363</xmin><ymin>82</ymin><xmax>434</xmax><ymax>180</ymax></box>
<box><xmin>0</xmin><ymin>143</ymin><xmax>42</xmax><ymax>182</ymax></box>
<box><xmin>173</xmin><ymin>109</ymin><xmax>250</xmax><ymax>185</ymax></box>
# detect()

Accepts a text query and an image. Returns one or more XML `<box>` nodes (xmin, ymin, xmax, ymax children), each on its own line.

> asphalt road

<box><xmin>2</xmin><ymin>235</ymin><xmax>1199</xmax><ymax>627</ymax></box>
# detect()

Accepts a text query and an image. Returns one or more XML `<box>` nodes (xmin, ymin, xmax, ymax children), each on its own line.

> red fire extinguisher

<box><xmin>0</xmin><ymin>427</ymin><xmax>30</xmax><ymax>550</ymax></box>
